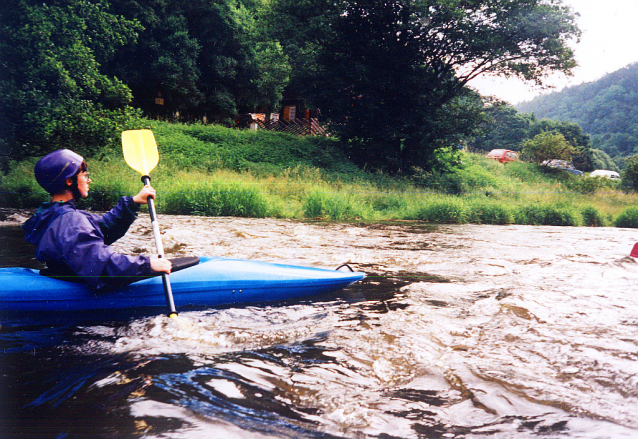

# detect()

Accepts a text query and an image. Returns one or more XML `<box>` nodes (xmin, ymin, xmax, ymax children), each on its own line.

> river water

<box><xmin>2</xmin><ymin>209</ymin><xmax>638</xmax><ymax>438</ymax></box>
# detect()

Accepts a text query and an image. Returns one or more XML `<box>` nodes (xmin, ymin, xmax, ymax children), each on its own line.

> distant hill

<box><xmin>516</xmin><ymin>63</ymin><xmax>638</xmax><ymax>166</ymax></box>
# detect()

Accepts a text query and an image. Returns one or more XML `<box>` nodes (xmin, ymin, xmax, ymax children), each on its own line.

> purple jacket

<box><xmin>22</xmin><ymin>197</ymin><xmax>152</xmax><ymax>291</ymax></box>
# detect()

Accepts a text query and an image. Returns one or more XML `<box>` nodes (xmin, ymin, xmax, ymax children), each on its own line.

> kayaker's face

<box><xmin>77</xmin><ymin>171</ymin><xmax>91</xmax><ymax>198</ymax></box>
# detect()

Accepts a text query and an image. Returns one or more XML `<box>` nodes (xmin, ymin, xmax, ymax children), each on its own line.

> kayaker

<box><xmin>22</xmin><ymin>149</ymin><xmax>172</xmax><ymax>290</ymax></box>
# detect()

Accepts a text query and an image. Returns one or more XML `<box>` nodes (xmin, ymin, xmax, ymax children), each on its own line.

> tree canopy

<box><xmin>1</xmin><ymin>0</ymin><xmax>580</xmax><ymax>174</ymax></box>
<box><xmin>522</xmin><ymin>131</ymin><xmax>574</xmax><ymax>165</ymax></box>
<box><xmin>267</xmin><ymin>0</ymin><xmax>580</xmax><ymax>172</ymax></box>
<box><xmin>0</xmin><ymin>0</ymin><xmax>140</xmax><ymax>163</ymax></box>
<box><xmin>103</xmin><ymin>0</ymin><xmax>290</xmax><ymax>120</ymax></box>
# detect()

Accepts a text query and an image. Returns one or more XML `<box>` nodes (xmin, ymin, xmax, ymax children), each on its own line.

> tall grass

<box><xmin>161</xmin><ymin>171</ymin><xmax>271</xmax><ymax>218</ymax></box>
<box><xmin>0</xmin><ymin>158</ymin><xmax>49</xmax><ymax>208</ymax></box>
<box><xmin>3</xmin><ymin>120</ymin><xmax>638</xmax><ymax>227</ymax></box>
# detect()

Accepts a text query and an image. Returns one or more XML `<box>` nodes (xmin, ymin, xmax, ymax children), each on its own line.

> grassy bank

<box><xmin>2</xmin><ymin>120</ymin><xmax>638</xmax><ymax>227</ymax></box>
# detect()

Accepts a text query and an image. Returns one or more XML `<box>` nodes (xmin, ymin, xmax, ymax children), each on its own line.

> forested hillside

<box><xmin>517</xmin><ymin>63</ymin><xmax>638</xmax><ymax>165</ymax></box>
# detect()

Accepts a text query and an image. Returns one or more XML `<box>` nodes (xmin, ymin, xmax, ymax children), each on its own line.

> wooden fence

<box><xmin>253</xmin><ymin>117</ymin><xmax>328</xmax><ymax>136</ymax></box>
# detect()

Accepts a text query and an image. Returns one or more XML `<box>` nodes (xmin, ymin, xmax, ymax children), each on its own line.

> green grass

<box><xmin>2</xmin><ymin>120</ymin><xmax>638</xmax><ymax>227</ymax></box>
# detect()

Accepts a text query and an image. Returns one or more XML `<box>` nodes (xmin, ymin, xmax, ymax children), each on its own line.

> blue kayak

<box><xmin>0</xmin><ymin>257</ymin><xmax>365</xmax><ymax>313</ymax></box>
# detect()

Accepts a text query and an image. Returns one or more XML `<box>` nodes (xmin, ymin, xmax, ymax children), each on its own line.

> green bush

<box><xmin>567</xmin><ymin>176</ymin><xmax>618</xmax><ymax>194</ymax></box>
<box><xmin>621</xmin><ymin>155</ymin><xmax>638</xmax><ymax>193</ymax></box>
<box><xmin>581</xmin><ymin>206</ymin><xmax>606</xmax><ymax>227</ymax></box>
<box><xmin>0</xmin><ymin>184</ymin><xmax>48</xmax><ymax>208</ymax></box>
<box><xmin>0</xmin><ymin>159</ymin><xmax>48</xmax><ymax>208</ymax></box>
<box><xmin>614</xmin><ymin>207</ymin><xmax>638</xmax><ymax>228</ymax></box>
<box><xmin>521</xmin><ymin>131</ymin><xmax>575</xmax><ymax>165</ymax></box>
<box><xmin>514</xmin><ymin>204</ymin><xmax>579</xmax><ymax>226</ymax></box>
<box><xmin>502</xmin><ymin>161</ymin><xmax>545</xmax><ymax>184</ymax></box>
<box><xmin>5</xmin><ymin>121</ymin><xmax>638</xmax><ymax>228</ymax></box>
<box><xmin>366</xmin><ymin>192</ymin><xmax>405</xmax><ymax>212</ymax></box>
<box><xmin>303</xmin><ymin>191</ymin><xmax>325</xmax><ymax>218</ymax></box>
<box><xmin>411</xmin><ymin>165</ymin><xmax>502</xmax><ymax>195</ymax></box>
<box><xmin>149</xmin><ymin>122</ymin><xmax>359</xmax><ymax>176</ymax></box>
<box><xmin>467</xmin><ymin>201</ymin><xmax>514</xmax><ymax>225</ymax></box>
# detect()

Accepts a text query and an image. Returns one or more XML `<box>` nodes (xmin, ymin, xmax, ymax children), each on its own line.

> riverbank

<box><xmin>2</xmin><ymin>121</ymin><xmax>637</xmax><ymax>227</ymax></box>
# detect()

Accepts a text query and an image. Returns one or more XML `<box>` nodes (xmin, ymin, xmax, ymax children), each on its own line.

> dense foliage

<box><xmin>517</xmin><ymin>63</ymin><xmax>638</xmax><ymax>166</ymax></box>
<box><xmin>0</xmin><ymin>0</ymin><xmax>141</xmax><ymax>166</ymax></box>
<box><xmin>268</xmin><ymin>0</ymin><xmax>580</xmax><ymax>172</ymax></box>
<box><xmin>103</xmin><ymin>0</ymin><xmax>290</xmax><ymax>120</ymax></box>
<box><xmin>470</xmin><ymin>102</ymin><xmax>598</xmax><ymax>172</ymax></box>
<box><xmin>0</xmin><ymin>0</ymin><xmax>289</xmax><ymax>167</ymax></box>
<box><xmin>621</xmin><ymin>155</ymin><xmax>638</xmax><ymax>193</ymax></box>
<box><xmin>521</xmin><ymin>131</ymin><xmax>574</xmax><ymax>164</ymax></box>
<box><xmin>1</xmin><ymin>0</ymin><xmax>580</xmax><ymax>174</ymax></box>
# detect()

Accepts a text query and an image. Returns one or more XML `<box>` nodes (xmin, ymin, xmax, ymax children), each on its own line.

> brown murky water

<box><xmin>2</xmin><ymin>208</ymin><xmax>638</xmax><ymax>438</ymax></box>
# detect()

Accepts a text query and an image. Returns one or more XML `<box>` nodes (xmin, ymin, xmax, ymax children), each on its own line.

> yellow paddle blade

<box><xmin>122</xmin><ymin>130</ymin><xmax>159</xmax><ymax>176</ymax></box>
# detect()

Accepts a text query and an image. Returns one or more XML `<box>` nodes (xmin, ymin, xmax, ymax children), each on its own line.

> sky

<box><xmin>468</xmin><ymin>0</ymin><xmax>638</xmax><ymax>104</ymax></box>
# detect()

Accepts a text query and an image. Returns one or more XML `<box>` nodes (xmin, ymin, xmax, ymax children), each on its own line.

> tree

<box><xmin>471</xmin><ymin>101</ymin><xmax>536</xmax><ymax>152</ymax></box>
<box><xmin>268</xmin><ymin>0</ymin><xmax>580</xmax><ymax>172</ymax></box>
<box><xmin>0</xmin><ymin>0</ymin><xmax>141</xmax><ymax>165</ymax></box>
<box><xmin>104</xmin><ymin>1</ymin><xmax>203</xmax><ymax>116</ymax></box>
<box><xmin>621</xmin><ymin>155</ymin><xmax>638</xmax><ymax>192</ymax></box>
<box><xmin>522</xmin><ymin>131</ymin><xmax>575</xmax><ymax>165</ymax></box>
<box><xmin>528</xmin><ymin>119</ymin><xmax>593</xmax><ymax>171</ymax></box>
<box><xmin>471</xmin><ymin>102</ymin><xmax>594</xmax><ymax>170</ymax></box>
<box><xmin>105</xmin><ymin>0</ymin><xmax>289</xmax><ymax>120</ymax></box>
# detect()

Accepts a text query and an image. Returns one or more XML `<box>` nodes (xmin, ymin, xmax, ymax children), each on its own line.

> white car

<box><xmin>589</xmin><ymin>170</ymin><xmax>621</xmax><ymax>180</ymax></box>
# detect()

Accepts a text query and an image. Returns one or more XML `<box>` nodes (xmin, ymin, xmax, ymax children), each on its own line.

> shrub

<box><xmin>467</xmin><ymin>201</ymin><xmax>514</xmax><ymax>225</ymax></box>
<box><xmin>367</xmin><ymin>192</ymin><xmax>405</xmax><ymax>212</ymax></box>
<box><xmin>0</xmin><ymin>184</ymin><xmax>47</xmax><ymax>208</ymax></box>
<box><xmin>503</xmin><ymin>161</ymin><xmax>545</xmax><ymax>184</ymax></box>
<box><xmin>514</xmin><ymin>204</ymin><xmax>579</xmax><ymax>226</ymax></box>
<box><xmin>303</xmin><ymin>191</ymin><xmax>325</xmax><ymax>218</ymax></box>
<box><xmin>581</xmin><ymin>206</ymin><xmax>606</xmax><ymax>227</ymax></box>
<box><xmin>0</xmin><ymin>159</ymin><xmax>48</xmax><ymax>208</ymax></box>
<box><xmin>621</xmin><ymin>155</ymin><xmax>638</xmax><ymax>193</ymax></box>
<box><xmin>84</xmin><ymin>183</ymin><xmax>128</xmax><ymax>211</ymax></box>
<box><xmin>567</xmin><ymin>176</ymin><xmax>618</xmax><ymax>194</ymax></box>
<box><xmin>614</xmin><ymin>207</ymin><xmax>638</xmax><ymax>228</ymax></box>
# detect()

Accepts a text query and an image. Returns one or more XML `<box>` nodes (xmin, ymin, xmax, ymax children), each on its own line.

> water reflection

<box><xmin>2</xmin><ymin>212</ymin><xmax>638</xmax><ymax>438</ymax></box>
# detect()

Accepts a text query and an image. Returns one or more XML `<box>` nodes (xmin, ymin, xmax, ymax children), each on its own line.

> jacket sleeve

<box><xmin>97</xmin><ymin>196</ymin><xmax>140</xmax><ymax>245</ymax></box>
<box><xmin>51</xmin><ymin>212</ymin><xmax>151</xmax><ymax>290</ymax></box>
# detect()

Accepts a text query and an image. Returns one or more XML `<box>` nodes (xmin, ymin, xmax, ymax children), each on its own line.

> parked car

<box><xmin>486</xmin><ymin>149</ymin><xmax>518</xmax><ymax>164</ymax></box>
<box><xmin>589</xmin><ymin>170</ymin><xmax>621</xmax><ymax>180</ymax></box>
<box><xmin>542</xmin><ymin>159</ymin><xmax>583</xmax><ymax>176</ymax></box>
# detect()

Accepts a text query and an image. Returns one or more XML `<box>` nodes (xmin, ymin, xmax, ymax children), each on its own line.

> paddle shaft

<box><xmin>142</xmin><ymin>175</ymin><xmax>177</xmax><ymax>316</ymax></box>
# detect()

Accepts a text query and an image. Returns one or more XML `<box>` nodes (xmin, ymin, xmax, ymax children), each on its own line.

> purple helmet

<box><xmin>34</xmin><ymin>149</ymin><xmax>84</xmax><ymax>194</ymax></box>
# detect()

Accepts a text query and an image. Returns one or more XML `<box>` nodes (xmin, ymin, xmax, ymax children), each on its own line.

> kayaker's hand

<box><xmin>133</xmin><ymin>185</ymin><xmax>156</xmax><ymax>204</ymax></box>
<box><xmin>150</xmin><ymin>257</ymin><xmax>172</xmax><ymax>274</ymax></box>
